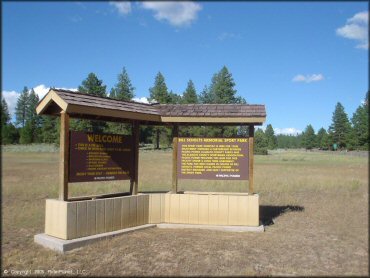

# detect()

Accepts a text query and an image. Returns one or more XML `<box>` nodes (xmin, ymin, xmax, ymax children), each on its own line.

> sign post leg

<box><xmin>248</xmin><ymin>125</ymin><xmax>254</xmax><ymax>194</ymax></box>
<box><xmin>172</xmin><ymin>124</ymin><xmax>179</xmax><ymax>193</ymax></box>
<box><xmin>59</xmin><ymin>111</ymin><xmax>69</xmax><ymax>201</ymax></box>
<box><xmin>131</xmin><ymin>121</ymin><xmax>140</xmax><ymax>195</ymax></box>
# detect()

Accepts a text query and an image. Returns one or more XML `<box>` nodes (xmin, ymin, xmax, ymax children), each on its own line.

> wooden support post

<box><xmin>59</xmin><ymin>111</ymin><xmax>69</xmax><ymax>201</ymax></box>
<box><xmin>130</xmin><ymin>121</ymin><xmax>140</xmax><ymax>195</ymax></box>
<box><xmin>172</xmin><ymin>124</ymin><xmax>179</xmax><ymax>193</ymax></box>
<box><xmin>248</xmin><ymin>125</ymin><xmax>254</xmax><ymax>195</ymax></box>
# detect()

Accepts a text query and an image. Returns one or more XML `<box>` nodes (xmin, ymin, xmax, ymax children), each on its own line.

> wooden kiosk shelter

<box><xmin>36</xmin><ymin>89</ymin><xmax>266</xmax><ymax>242</ymax></box>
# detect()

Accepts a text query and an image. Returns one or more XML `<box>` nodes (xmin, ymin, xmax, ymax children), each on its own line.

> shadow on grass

<box><xmin>260</xmin><ymin>205</ymin><xmax>304</xmax><ymax>226</ymax></box>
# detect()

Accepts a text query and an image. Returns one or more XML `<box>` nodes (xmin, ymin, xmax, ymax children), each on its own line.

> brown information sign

<box><xmin>177</xmin><ymin>137</ymin><xmax>249</xmax><ymax>180</ymax></box>
<box><xmin>69</xmin><ymin>131</ymin><xmax>133</xmax><ymax>183</ymax></box>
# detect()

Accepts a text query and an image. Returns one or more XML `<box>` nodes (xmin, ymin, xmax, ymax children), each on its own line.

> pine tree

<box><xmin>265</xmin><ymin>124</ymin><xmax>277</xmax><ymax>150</ymax></box>
<box><xmin>26</xmin><ymin>89</ymin><xmax>39</xmax><ymax>120</ymax></box>
<box><xmin>110</xmin><ymin>67</ymin><xmax>135</xmax><ymax>101</ymax></box>
<box><xmin>27</xmin><ymin>89</ymin><xmax>42</xmax><ymax>142</ymax></box>
<box><xmin>149</xmin><ymin>72</ymin><xmax>170</xmax><ymax>149</ymax></box>
<box><xmin>351</xmin><ymin>93</ymin><xmax>369</xmax><ymax>150</ymax></box>
<box><xmin>254</xmin><ymin>129</ymin><xmax>268</xmax><ymax>154</ymax></box>
<box><xmin>108</xmin><ymin>67</ymin><xmax>135</xmax><ymax>134</ymax></box>
<box><xmin>208</xmin><ymin>66</ymin><xmax>243</xmax><ymax>104</ymax></box>
<box><xmin>168</xmin><ymin>90</ymin><xmax>181</xmax><ymax>104</ymax></box>
<box><xmin>19</xmin><ymin>120</ymin><xmax>33</xmax><ymax>144</ymax></box>
<box><xmin>201</xmin><ymin>67</ymin><xmax>246</xmax><ymax>137</ymax></box>
<box><xmin>15</xmin><ymin>86</ymin><xmax>29</xmax><ymax>127</ymax></box>
<box><xmin>149</xmin><ymin>72</ymin><xmax>169</xmax><ymax>103</ymax></box>
<box><xmin>41</xmin><ymin>116</ymin><xmax>59</xmax><ymax>143</ymax></box>
<box><xmin>199</xmin><ymin>85</ymin><xmax>214</xmax><ymax>104</ymax></box>
<box><xmin>71</xmin><ymin>73</ymin><xmax>107</xmax><ymax>132</ymax></box>
<box><xmin>182</xmin><ymin>80</ymin><xmax>198</xmax><ymax>104</ymax></box>
<box><xmin>1</xmin><ymin>97</ymin><xmax>19</xmax><ymax>144</ymax></box>
<box><xmin>78</xmin><ymin>73</ymin><xmax>107</xmax><ymax>97</ymax></box>
<box><xmin>328</xmin><ymin>102</ymin><xmax>352</xmax><ymax>149</ymax></box>
<box><xmin>302</xmin><ymin>124</ymin><xmax>316</xmax><ymax>150</ymax></box>
<box><xmin>317</xmin><ymin>128</ymin><xmax>329</xmax><ymax>150</ymax></box>
<box><xmin>1</xmin><ymin>97</ymin><xmax>10</xmax><ymax>127</ymax></box>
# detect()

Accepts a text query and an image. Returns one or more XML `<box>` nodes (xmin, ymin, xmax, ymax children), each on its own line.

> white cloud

<box><xmin>348</xmin><ymin>10</ymin><xmax>368</xmax><ymax>25</ymax></box>
<box><xmin>292</xmin><ymin>74</ymin><xmax>324</xmax><ymax>83</ymax></box>
<box><xmin>274</xmin><ymin>128</ymin><xmax>302</xmax><ymax>136</ymax></box>
<box><xmin>110</xmin><ymin>2</ymin><xmax>132</xmax><ymax>15</ymax></box>
<box><xmin>141</xmin><ymin>2</ymin><xmax>202</xmax><ymax>27</ymax></box>
<box><xmin>336</xmin><ymin>11</ymin><xmax>368</xmax><ymax>49</ymax></box>
<box><xmin>132</xmin><ymin>96</ymin><xmax>149</xmax><ymax>104</ymax></box>
<box><xmin>2</xmin><ymin>90</ymin><xmax>19</xmax><ymax>117</ymax></box>
<box><xmin>33</xmin><ymin>84</ymin><xmax>50</xmax><ymax>99</ymax></box>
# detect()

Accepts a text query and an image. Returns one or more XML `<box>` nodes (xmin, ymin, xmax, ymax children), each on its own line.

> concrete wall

<box><xmin>45</xmin><ymin>193</ymin><xmax>259</xmax><ymax>240</ymax></box>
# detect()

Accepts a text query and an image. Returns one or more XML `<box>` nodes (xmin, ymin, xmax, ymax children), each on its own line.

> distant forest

<box><xmin>1</xmin><ymin>66</ymin><xmax>368</xmax><ymax>153</ymax></box>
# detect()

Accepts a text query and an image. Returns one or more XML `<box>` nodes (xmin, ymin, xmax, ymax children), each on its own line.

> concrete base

<box><xmin>156</xmin><ymin>223</ymin><xmax>265</xmax><ymax>232</ymax></box>
<box><xmin>35</xmin><ymin>223</ymin><xmax>264</xmax><ymax>253</ymax></box>
<box><xmin>34</xmin><ymin>224</ymin><xmax>156</xmax><ymax>253</ymax></box>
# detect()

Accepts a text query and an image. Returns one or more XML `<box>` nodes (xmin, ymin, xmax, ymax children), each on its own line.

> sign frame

<box><xmin>172</xmin><ymin>125</ymin><xmax>255</xmax><ymax>194</ymax></box>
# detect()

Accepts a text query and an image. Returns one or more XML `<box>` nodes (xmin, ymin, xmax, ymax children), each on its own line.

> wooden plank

<box><xmin>208</xmin><ymin>195</ymin><xmax>219</xmax><ymax>225</ymax></box>
<box><xmin>59</xmin><ymin>111</ymin><xmax>69</xmax><ymax>201</ymax></box>
<box><xmin>36</xmin><ymin>90</ymin><xmax>68</xmax><ymax>115</ymax></box>
<box><xmin>66</xmin><ymin>104</ymin><xmax>162</xmax><ymax>122</ymax></box>
<box><xmin>86</xmin><ymin>201</ymin><xmax>96</xmax><ymax>236</ymax></box>
<box><xmin>218</xmin><ymin>195</ymin><xmax>229</xmax><ymax>225</ymax></box>
<box><xmin>228</xmin><ymin>195</ymin><xmax>239</xmax><ymax>225</ymax></box>
<box><xmin>179</xmin><ymin>194</ymin><xmax>190</xmax><ymax>224</ymax></box>
<box><xmin>188</xmin><ymin>194</ymin><xmax>199</xmax><ymax>224</ymax></box>
<box><xmin>160</xmin><ymin>194</ymin><xmax>166</xmax><ymax>223</ymax></box>
<box><xmin>164</xmin><ymin>194</ymin><xmax>170</xmax><ymax>223</ymax></box>
<box><xmin>131</xmin><ymin>121</ymin><xmax>140</xmax><ymax>195</ymax></box>
<box><xmin>121</xmin><ymin>197</ymin><xmax>130</xmax><ymax>229</ymax></box>
<box><xmin>76</xmin><ymin>202</ymin><xmax>88</xmax><ymax>237</ymax></box>
<box><xmin>237</xmin><ymin>196</ymin><xmax>248</xmax><ymax>225</ymax></box>
<box><xmin>104</xmin><ymin>199</ymin><xmax>114</xmax><ymax>232</ymax></box>
<box><xmin>246</xmin><ymin>194</ymin><xmax>259</xmax><ymax>226</ymax></box>
<box><xmin>248</xmin><ymin>125</ymin><xmax>255</xmax><ymax>194</ymax></box>
<box><xmin>172</xmin><ymin>125</ymin><xmax>179</xmax><ymax>193</ymax></box>
<box><xmin>198</xmin><ymin>195</ymin><xmax>209</xmax><ymax>225</ymax></box>
<box><xmin>161</xmin><ymin>116</ymin><xmax>266</xmax><ymax>124</ymax></box>
<box><xmin>143</xmin><ymin>194</ymin><xmax>149</xmax><ymax>224</ymax></box>
<box><xmin>113</xmin><ymin>198</ymin><xmax>122</xmax><ymax>230</ymax></box>
<box><xmin>129</xmin><ymin>196</ymin><xmax>137</xmax><ymax>227</ymax></box>
<box><xmin>169</xmin><ymin>194</ymin><xmax>180</xmax><ymax>223</ymax></box>
<box><xmin>149</xmin><ymin>194</ymin><xmax>161</xmax><ymax>224</ymax></box>
<box><xmin>137</xmin><ymin>195</ymin><xmax>144</xmax><ymax>225</ymax></box>
<box><xmin>95</xmin><ymin>199</ymin><xmax>105</xmax><ymax>234</ymax></box>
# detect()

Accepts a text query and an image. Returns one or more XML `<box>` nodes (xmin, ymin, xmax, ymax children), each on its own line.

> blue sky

<box><xmin>2</xmin><ymin>1</ymin><xmax>368</xmax><ymax>134</ymax></box>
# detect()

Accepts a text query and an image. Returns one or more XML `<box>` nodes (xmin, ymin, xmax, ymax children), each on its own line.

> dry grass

<box><xmin>1</xmin><ymin>149</ymin><xmax>368</xmax><ymax>276</ymax></box>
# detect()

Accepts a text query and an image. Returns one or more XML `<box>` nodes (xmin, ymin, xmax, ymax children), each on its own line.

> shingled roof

<box><xmin>37</xmin><ymin>89</ymin><xmax>266</xmax><ymax>124</ymax></box>
<box><xmin>157</xmin><ymin>104</ymin><xmax>266</xmax><ymax>118</ymax></box>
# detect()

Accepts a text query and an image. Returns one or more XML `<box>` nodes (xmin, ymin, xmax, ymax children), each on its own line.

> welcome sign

<box><xmin>69</xmin><ymin>131</ymin><xmax>133</xmax><ymax>183</ymax></box>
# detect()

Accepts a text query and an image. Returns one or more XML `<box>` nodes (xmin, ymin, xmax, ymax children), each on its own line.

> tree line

<box><xmin>254</xmin><ymin>93</ymin><xmax>369</xmax><ymax>153</ymax></box>
<box><xmin>1</xmin><ymin>67</ymin><xmax>368</xmax><ymax>152</ymax></box>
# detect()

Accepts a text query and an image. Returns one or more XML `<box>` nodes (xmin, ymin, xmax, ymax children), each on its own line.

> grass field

<box><xmin>1</xmin><ymin>147</ymin><xmax>368</xmax><ymax>276</ymax></box>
